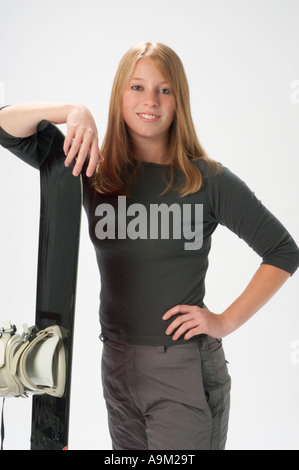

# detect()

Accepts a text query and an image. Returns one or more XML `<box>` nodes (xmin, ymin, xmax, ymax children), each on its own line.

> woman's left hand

<box><xmin>162</xmin><ymin>305</ymin><xmax>227</xmax><ymax>341</ymax></box>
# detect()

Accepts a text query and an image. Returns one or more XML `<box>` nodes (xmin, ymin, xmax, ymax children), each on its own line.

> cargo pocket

<box><xmin>198</xmin><ymin>336</ymin><xmax>231</xmax><ymax>450</ymax></box>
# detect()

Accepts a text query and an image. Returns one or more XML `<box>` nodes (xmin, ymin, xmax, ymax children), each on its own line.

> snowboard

<box><xmin>29</xmin><ymin>124</ymin><xmax>82</xmax><ymax>450</ymax></box>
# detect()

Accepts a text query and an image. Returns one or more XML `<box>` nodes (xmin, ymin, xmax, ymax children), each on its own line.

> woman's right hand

<box><xmin>63</xmin><ymin>104</ymin><xmax>104</xmax><ymax>177</ymax></box>
<box><xmin>0</xmin><ymin>102</ymin><xmax>103</xmax><ymax>177</ymax></box>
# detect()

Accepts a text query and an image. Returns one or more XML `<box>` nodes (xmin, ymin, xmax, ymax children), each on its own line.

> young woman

<box><xmin>0</xmin><ymin>42</ymin><xmax>298</xmax><ymax>450</ymax></box>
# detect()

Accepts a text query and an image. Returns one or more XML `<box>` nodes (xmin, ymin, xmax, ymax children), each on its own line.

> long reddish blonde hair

<box><xmin>93</xmin><ymin>42</ymin><xmax>220</xmax><ymax>196</ymax></box>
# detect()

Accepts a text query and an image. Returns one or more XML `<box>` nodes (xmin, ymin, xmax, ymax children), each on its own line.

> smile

<box><xmin>137</xmin><ymin>113</ymin><xmax>160</xmax><ymax>122</ymax></box>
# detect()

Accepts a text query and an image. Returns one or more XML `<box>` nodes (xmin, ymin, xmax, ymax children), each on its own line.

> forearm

<box><xmin>220</xmin><ymin>264</ymin><xmax>291</xmax><ymax>336</ymax></box>
<box><xmin>0</xmin><ymin>102</ymin><xmax>102</xmax><ymax>176</ymax></box>
<box><xmin>164</xmin><ymin>264</ymin><xmax>293</xmax><ymax>341</ymax></box>
<box><xmin>0</xmin><ymin>102</ymin><xmax>75</xmax><ymax>138</ymax></box>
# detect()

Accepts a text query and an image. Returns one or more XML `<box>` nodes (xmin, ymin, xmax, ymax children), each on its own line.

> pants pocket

<box><xmin>203</xmin><ymin>337</ymin><xmax>231</xmax><ymax>385</ymax></box>
<box><xmin>197</xmin><ymin>336</ymin><xmax>231</xmax><ymax>450</ymax></box>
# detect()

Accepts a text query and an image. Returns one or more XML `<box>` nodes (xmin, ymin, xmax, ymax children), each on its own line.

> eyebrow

<box><xmin>130</xmin><ymin>78</ymin><xmax>169</xmax><ymax>85</ymax></box>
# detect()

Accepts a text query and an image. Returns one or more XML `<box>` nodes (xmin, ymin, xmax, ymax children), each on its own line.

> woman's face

<box><xmin>122</xmin><ymin>58</ymin><xmax>176</xmax><ymax>150</ymax></box>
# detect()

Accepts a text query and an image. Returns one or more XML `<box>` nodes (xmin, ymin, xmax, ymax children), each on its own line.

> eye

<box><xmin>131</xmin><ymin>85</ymin><xmax>143</xmax><ymax>91</ymax></box>
<box><xmin>159</xmin><ymin>88</ymin><xmax>170</xmax><ymax>94</ymax></box>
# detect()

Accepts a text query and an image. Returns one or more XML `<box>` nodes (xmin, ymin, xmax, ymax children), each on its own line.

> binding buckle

<box><xmin>18</xmin><ymin>325</ymin><xmax>38</xmax><ymax>344</ymax></box>
<box><xmin>0</xmin><ymin>323</ymin><xmax>17</xmax><ymax>339</ymax></box>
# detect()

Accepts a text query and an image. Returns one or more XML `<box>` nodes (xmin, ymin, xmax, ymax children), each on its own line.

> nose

<box><xmin>143</xmin><ymin>89</ymin><xmax>159</xmax><ymax>108</ymax></box>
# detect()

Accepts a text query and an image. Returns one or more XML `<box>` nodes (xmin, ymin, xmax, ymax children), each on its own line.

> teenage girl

<box><xmin>0</xmin><ymin>42</ymin><xmax>298</xmax><ymax>450</ymax></box>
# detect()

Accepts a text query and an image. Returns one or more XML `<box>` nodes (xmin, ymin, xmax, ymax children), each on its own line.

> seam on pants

<box><xmin>126</xmin><ymin>345</ymin><xmax>148</xmax><ymax>414</ymax></box>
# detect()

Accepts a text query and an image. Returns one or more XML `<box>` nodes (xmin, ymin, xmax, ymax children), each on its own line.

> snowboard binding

<box><xmin>0</xmin><ymin>320</ymin><xmax>66</xmax><ymax>398</ymax></box>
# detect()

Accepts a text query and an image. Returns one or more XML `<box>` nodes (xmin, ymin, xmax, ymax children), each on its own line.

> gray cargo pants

<box><xmin>101</xmin><ymin>335</ymin><xmax>231</xmax><ymax>450</ymax></box>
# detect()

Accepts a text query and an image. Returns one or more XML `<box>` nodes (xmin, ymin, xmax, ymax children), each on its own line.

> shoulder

<box><xmin>191</xmin><ymin>157</ymin><xmax>224</xmax><ymax>182</ymax></box>
<box><xmin>191</xmin><ymin>159</ymin><xmax>254</xmax><ymax>204</ymax></box>
<box><xmin>192</xmin><ymin>158</ymin><xmax>245</xmax><ymax>185</ymax></box>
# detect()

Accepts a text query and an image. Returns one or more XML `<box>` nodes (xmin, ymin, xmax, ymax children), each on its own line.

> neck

<box><xmin>131</xmin><ymin>135</ymin><xmax>169</xmax><ymax>165</ymax></box>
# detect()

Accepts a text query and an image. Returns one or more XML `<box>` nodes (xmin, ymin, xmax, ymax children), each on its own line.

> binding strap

<box><xmin>0</xmin><ymin>321</ymin><xmax>66</xmax><ymax>450</ymax></box>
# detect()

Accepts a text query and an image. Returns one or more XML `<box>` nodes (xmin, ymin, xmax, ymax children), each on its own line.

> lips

<box><xmin>137</xmin><ymin>113</ymin><xmax>160</xmax><ymax>122</ymax></box>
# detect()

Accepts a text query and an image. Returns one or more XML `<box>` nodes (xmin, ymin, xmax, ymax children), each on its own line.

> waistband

<box><xmin>99</xmin><ymin>333</ymin><xmax>221</xmax><ymax>352</ymax></box>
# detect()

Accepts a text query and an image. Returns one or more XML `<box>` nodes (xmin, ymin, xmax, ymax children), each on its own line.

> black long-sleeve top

<box><xmin>0</xmin><ymin>119</ymin><xmax>298</xmax><ymax>345</ymax></box>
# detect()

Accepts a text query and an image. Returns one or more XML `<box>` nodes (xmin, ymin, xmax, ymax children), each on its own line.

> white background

<box><xmin>0</xmin><ymin>0</ymin><xmax>298</xmax><ymax>450</ymax></box>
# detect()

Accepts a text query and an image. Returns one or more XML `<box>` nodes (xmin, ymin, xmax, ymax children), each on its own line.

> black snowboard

<box><xmin>30</xmin><ymin>125</ymin><xmax>82</xmax><ymax>449</ymax></box>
